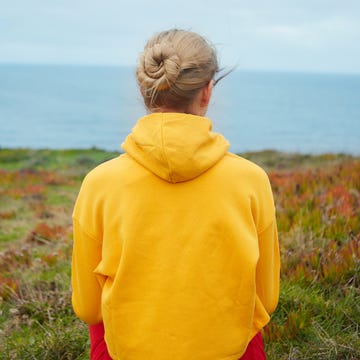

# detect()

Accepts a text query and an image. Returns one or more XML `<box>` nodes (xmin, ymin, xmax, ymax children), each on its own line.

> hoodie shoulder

<box><xmin>224</xmin><ymin>152</ymin><xmax>270</xmax><ymax>180</ymax></box>
<box><xmin>83</xmin><ymin>155</ymin><xmax>122</xmax><ymax>181</ymax></box>
<box><xmin>80</xmin><ymin>154</ymin><xmax>135</xmax><ymax>190</ymax></box>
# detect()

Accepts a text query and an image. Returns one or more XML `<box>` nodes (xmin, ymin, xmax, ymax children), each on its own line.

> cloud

<box><xmin>1</xmin><ymin>0</ymin><xmax>360</xmax><ymax>72</ymax></box>
<box><xmin>256</xmin><ymin>16</ymin><xmax>360</xmax><ymax>47</ymax></box>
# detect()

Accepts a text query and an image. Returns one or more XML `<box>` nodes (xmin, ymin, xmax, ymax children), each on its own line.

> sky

<box><xmin>1</xmin><ymin>0</ymin><xmax>360</xmax><ymax>73</ymax></box>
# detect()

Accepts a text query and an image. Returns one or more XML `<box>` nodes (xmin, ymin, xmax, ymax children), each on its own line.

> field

<box><xmin>0</xmin><ymin>148</ymin><xmax>359</xmax><ymax>359</ymax></box>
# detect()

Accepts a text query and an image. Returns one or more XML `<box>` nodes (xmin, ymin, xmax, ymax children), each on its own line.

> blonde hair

<box><xmin>136</xmin><ymin>29</ymin><xmax>219</xmax><ymax>111</ymax></box>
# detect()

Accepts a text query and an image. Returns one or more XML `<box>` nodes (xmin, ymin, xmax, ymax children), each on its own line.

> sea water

<box><xmin>0</xmin><ymin>64</ymin><xmax>359</xmax><ymax>154</ymax></box>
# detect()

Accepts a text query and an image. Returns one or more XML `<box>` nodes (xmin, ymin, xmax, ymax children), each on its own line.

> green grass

<box><xmin>0</xmin><ymin>148</ymin><xmax>359</xmax><ymax>359</ymax></box>
<box><xmin>0</xmin><ymin>147</ymin><xmax>119</xmax><ymax>172</ymax></box>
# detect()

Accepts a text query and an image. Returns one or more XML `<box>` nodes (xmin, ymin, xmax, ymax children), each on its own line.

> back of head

<box><xmin>136</xmin><ymin>29</ymin><xmax>218</xmax><ymax>112</ymax></box>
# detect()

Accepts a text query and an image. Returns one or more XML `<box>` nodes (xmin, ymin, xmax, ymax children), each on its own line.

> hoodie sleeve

<box><xmin>256</xmin><ymin>218</ymin><xmax>280</xmax><ymax>315</ymax></box>
<box><xmin>71</xmin><ymin>159</ymin><xmax>119</xmax><ymax>325</ymax></box>
<box><xmin>71</xmin><ymin>218</ymin><xmax>103</xmax><ymax>324</ymax></box>
<box><xmin>249</xmin><ymin>166</ymin><xmax>280</xmax><ymax>316</ymax></box>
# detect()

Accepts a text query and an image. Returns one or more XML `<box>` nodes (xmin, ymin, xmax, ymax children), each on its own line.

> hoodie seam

<box><xmin>257</xmin><ymin>212</ymin><xmax>276</xmax><ymax>236</ymax></box>
<box><xmin>160</xmin><ymin>115</ymin><xmax>174</xmax><ymax>183</ymax></box>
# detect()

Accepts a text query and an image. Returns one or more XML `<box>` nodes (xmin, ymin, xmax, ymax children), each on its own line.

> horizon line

<box><xmin>1</xmin><ymin>61</ymin><xmax>360</xmax><ymax>76</ymax></box>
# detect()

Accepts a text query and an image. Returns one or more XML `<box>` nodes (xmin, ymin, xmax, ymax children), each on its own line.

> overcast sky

<box><xmin>1</xmin><ymin>0</ymin><xmax>360</xmax><ymax>73</ymax></box>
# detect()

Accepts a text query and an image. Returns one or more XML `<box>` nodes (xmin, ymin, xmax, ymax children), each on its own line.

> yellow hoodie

<box><xmin>72</xmin><ymin>113</ymin><xmax>279</xmax><ymax>360</ymax></box>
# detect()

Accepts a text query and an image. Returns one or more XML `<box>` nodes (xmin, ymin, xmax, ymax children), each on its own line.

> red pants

<box><xmin>89</xmin><ymin>323</ymin><xmax>266</xmax><ymax>360</ymax></box>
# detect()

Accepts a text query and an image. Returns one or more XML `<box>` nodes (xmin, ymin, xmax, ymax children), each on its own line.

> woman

<box><xmin>72</xmin><ymin>29</ymin><xmax>280</xmax><ymax>360</ymax></box>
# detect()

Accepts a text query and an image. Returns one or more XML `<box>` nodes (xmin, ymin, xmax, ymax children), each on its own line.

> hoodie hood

<box><xmin>122</xmin><ymin>113</ymin><xmax>230</xmax><ymax>183</ymax></box>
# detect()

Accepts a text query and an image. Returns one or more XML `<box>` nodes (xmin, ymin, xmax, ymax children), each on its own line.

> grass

<box><xmin>0</xmin><ymin>148</ymin><xmax>359</xmax><ymax>359</ymax></box>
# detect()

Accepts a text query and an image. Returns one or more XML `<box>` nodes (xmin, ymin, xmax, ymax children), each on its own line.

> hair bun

<box><xmin>142</xmin><ymin>42</ymin><xmax>181</xmax><ymax>88</ymax></box>
<box><xmin>137</xmin><ymin>29</ymin><xmax>219</xmax><ymax>110</ymax></box>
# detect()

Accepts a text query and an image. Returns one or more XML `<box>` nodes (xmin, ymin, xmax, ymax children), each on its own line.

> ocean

<box><xmin>0</xmin><ymin>64</ymin><xmax>359</xmax><ymax>155</ymax></box>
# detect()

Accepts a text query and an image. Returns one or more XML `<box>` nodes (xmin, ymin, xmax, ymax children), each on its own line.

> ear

<box><xmin>200</xmin><ymin>80</ymin><xmax>214</xmax><ymax>107</ymax></box>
